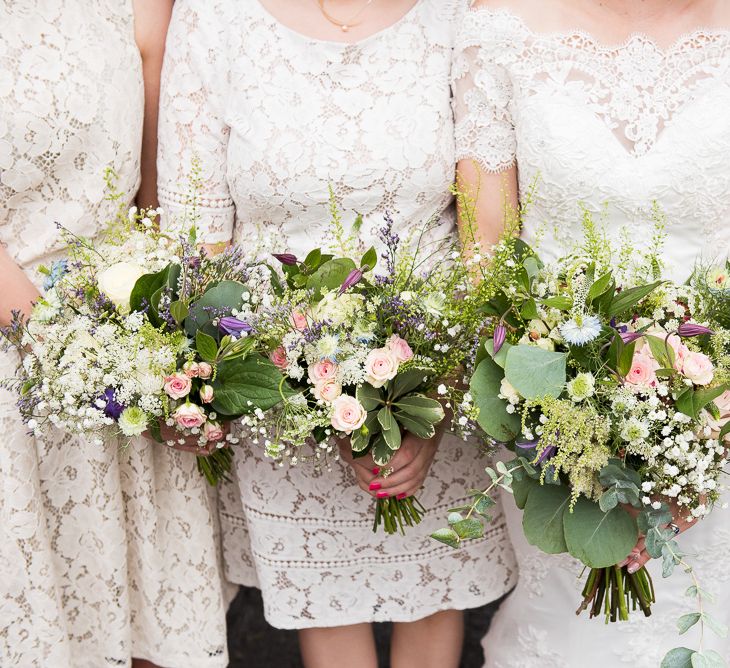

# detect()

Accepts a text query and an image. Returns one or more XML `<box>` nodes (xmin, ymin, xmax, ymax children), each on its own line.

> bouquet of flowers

<box><xmin>433</xmin><ymin>211</ymin><xmax>730</xmax><ymax>663</ymax></box>
<box><xmin>2</xmin><ymin>184</ymin><xmax>287</xmax><ymax>485</ymax></box>
<box><xmin>238</xmin><ymin>206</ymin><xmax>486</xmax><ymax>534</ymax></box>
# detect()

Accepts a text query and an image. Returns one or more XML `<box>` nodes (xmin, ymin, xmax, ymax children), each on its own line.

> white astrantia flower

<box><xmin>566</xmin><ymin>372</ymin><xmax>595</xmax><ymax>402</ymax></box>
<box><xmin>559</xmin><ymin>314</ymin><xmax>602</xmax><ymax>346</ymax></box>
<box><xmin>118</xmin><ymin>407</ymin><xmax>148</xmax><ymax>437</ymax></box>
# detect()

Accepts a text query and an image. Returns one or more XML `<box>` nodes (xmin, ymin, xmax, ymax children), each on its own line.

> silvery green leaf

<box><xmin>452</xmin><ymin>518</ymin><xmax>484</xmax><ymax>540</ymax></box>
<box><xmin>470</xmin><ymin>356</ymin><xmax>520</xmax><ymax>441</ymax></box>
<box><xmin>447</xmin><ymin>512</ymin><xmax>464</xmax><ymax>526</ymax></box>
<box><xmin>599</xmin><ymin>488</ymin><xmax>619</xmax><ymax>512</ymax></box>
<box><xmin>691</xmin><ymin>652</ymin><xmax>725</xmax><ymax>668</ymax></box>
<box><xmin>660</xmin><ymin>647</ymin><xmax>694</xmax><ymax>668</ymax></box>
<box><xmin>663</xmin><ymin>548</ymin><xmax>678</xmax><ymax>578</ymax></box>
<box><xmin>496</xmin><ymin>460</ymin><xmax>509</xmax><ymax>475</ymax></box>
<box><xmin>485</xmin><ymin>467</ymin><xmax>498</xmax><ymax>482</ymax></box>
<box><xmin>522</xmin><ymin>483</ymin><xmax>570</xmax><ymax>554</ymax></box>
<box><xmin>685</xmin><ymin>586</ymin><xmax>716</xmax><ymax>603</ymax></box>
<box><xmin>473</xmin><ymin>495</ymin><xmax>497</xmax><ymax>517</ymax></box>
<box><xmin>504</xmin><ymin>345</ymin><xmax>567</xmax><ymax>401</ymax></box>
<box><xmin>430</xmin><ymin>527</ymin><xmax>460</xmax><ymax>549</ymax></box>
<box><xmin>702</xmin><ymin>613</ymin><xmax>729</xmax><ymax>639</ymax></box>
<box><xmin>677</xmin><ymin>612</ymin><xmax>701</xmax><ymax>635</ymax></box>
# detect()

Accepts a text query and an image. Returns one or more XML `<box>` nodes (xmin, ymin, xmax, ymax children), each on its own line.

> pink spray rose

<box><xmin>313</xmin><ymin>379</ymin><xmax>342</xmax><ymax>403</ymax></box>
<box><xmin>270</xmin><ymin>346</ymin><xmax>288</xmax><ymax>370</ymax></box>
<box><xmin>625</xmin><ymin>351</ymin><xmax>659</xmax><ymax>388</ymax></box>
<box><xmin>364</xmin><ymin>347</ymin><xmax>399</xmax><ymax>388</ymax></box>
<box><xmin>682</xmin><ymin>352</ymin><xmax>715</xmax><ymax>386</ymax></box>
<box><xmin>203</xmin><ymin>421</ymin><xmax>225</xmax><ymax>442</ymax></box>
<box><xmin>173</xmin><ymin>403</ymin><xmax>207</xmax><ymax>429</ymax></box>
<box><xmin>308</xmin><ymin>359</ymin><xmax>338</xmax><ymax>384</ymax></box>
<box><xmin>708</xmin><ymin>390</ymin><xmax>730</xmax><ymax>443</ymax></box>
<box><xmin>164</xmin><ymin>372</ymin><xmax>192</xmax><ymax>400</ymax></box>
<box><xmin>200</xmin><ymin>385</ymin><xmax>214</xmax><ymax>404</ymax></box>
<box><xmin>290</xmin><ymin>310</ymin><xmax>308</xmax><ymax>331</ymax></box>
<box><xmin>183</xmin><ymin>361</ymin><xmax>200</xmax><ymax>378</ymax></box>
<box><xmin>330</xmin><ymin>395</ymin><xmax>367</xmax><ymax>434</ymax></box>
<box><xmin>198</xmin><ymin>362</ymin><xmax>213</xmax><ymax>380</ymax></box>
<box><xmin>386</xmin><ymin>334</ymin><xmax>414</xmax><ymax>363</ymax></box>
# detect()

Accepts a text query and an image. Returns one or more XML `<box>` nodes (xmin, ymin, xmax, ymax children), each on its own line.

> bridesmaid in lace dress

<box><xmin>0</xmin><ymin>2</ymin><xmax>231</xmax><ymax>667</ymax></box>
<box><xmin>455</xmin><ymin>0</ymin><xmax>730</xmax><ymax>665</ymax></box>
<box><xmin>158</xmin><ymin>1</ymin><xmax>517</xmax><ymax>666</ymax></box>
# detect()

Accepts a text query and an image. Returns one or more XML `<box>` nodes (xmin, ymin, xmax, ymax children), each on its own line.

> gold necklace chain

<box><xmin>316</xmin><ymin>0</ymin><xmax>375</xmax><ymax>32</ymax></box>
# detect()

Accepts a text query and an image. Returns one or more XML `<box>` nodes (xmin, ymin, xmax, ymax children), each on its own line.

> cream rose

<box><xmin>198</xmin><ymin>362</ymin><xmax>213</xmax><ymax>380</ymax></box>
<box><xmin>313</xmin><ymin>379</ymin><xmax>342</xmax><ymax>403</ymax></box>
<box><xmin>308</xmin><ymin>359</ymin><xmax>338</xmax><ymax>384</ymax></box>
<box><xmin>386</xmin><ymin>334</ymin><xmax>413</xmax><ymax>363</ymax></box>
<box><xmin>364</xmin><ymin>347</ymin><xmax>399</xmax><ymax>388</ymax></box>
<box><xmin>682</xmin><ymin>352</ymin><xmax>714</xmax><ymax>386</ymax></box>
<box><xmin>97</xmin><ymin>261</ymin><xmax>145</xmax><ymax>311</ymax></box>
<box><xmin>164</xmin><ymin>372</ymin><xmax>192</xmax><ymax>400</ymax></box>
<box><xmin>330</xmin><ymin>395</ymin><xmax>367</xmax><ymax>434</ymax></box>
<box><xmin>173</xmin><ymin>403</ymin><xmax>207</xmax><ymax>429</ymax></box>
<box><xmin>199</xmin><ymin>385</ymin><xmax>214</xmax><ymax>403</ymax></box>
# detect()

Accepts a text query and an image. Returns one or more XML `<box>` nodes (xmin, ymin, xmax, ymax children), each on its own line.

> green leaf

<box><xmin>307</xmin><ymin>258</ymin><xmax>357</xmax><ymax>296</ymax></box>
<box><xmin>646</xmin><ymin>335</ymin><xmax>676</xmax><ymax>369</ymax></box>
<box><xmin>720</xmin><ymin>420</ymin><xmax>730</xmax><ymax>440</ymax></box>
<box><xmin>522</xmin><ymin>483</ymin><xmax>570</xmax><ymax>554</ymax></box>
<box><xmin>392</xmin><ymin>394</ymin><xmax>445</xmax><ymax>423</ymax></box>
<box><xmin>351</xmin><ymin>411</ymin><xmax>379</xmax><ymax>452</ymax></box>
<box><xmin>676</xmin><ymin>385</ymin><xmax>729</xmax><ymax>420</ymax></box>
<box><xmin>660</xmin><ymin>648</ymin><xmax>694</xmax><ymax>668</ymax></box>
<box><xmin>484</xmin><ymin>338</ymin><xmax>512</xmax><ymax>368</ymax></box>
<box><xmin>512</xmin><ymin>474</ymin><xmax>538</xmax><ymax>510</ymax></box>
<box><xmin>702</xmin><ymin>613</ymin><xmax>729</xmax><ymax>639</ymax></box>
<box><xmin>451</xmin><ymin>518</ymin><xmax>484</xmax><ymax>540</ymax></box>
<box><xmin>129</xmin><ymin>266</ymin><xmax>170</xmax><ymax>315</ymax></box>
<box><xmin>169</xmin><ymin>300</ymin><xmax>189</xmax><ymax>324</ymax></box>
<box><xmin>599</xmin><ymin>488</ymin><xmax>619</xmax><ymax>512</ymax></box>
<box><xmin>304</xmin><ymin>248</ymin><xmax>322</xmax><ymax>269</ymax></box>
<box><xmin>196</xmin><ymin>330</ymin><xmax>219</xmax><ymax>363</ymax></box>
<box><xmin>563</xmin><ymin>498</ymin><xmax>638</xmax><ymax>568</ymax></box>
<box><xmin>691</xmin><ymin>651</ymin><xmax>726</xmax><ymax>668</ymax></box>
<box><xmin>378</xmin><ymin>407</ymin><xmax>401</xmax><ymax>451</ymax></box>
<box><xmin>504</xmin><ymin>345</ymin><xmax>567</xmax><ymax>401</ymax></box>
<box><xmin>361</xmin><ymin>247</ymin><xmax>377</xmax><ymax>271</ymax></box>
<box><xmin>608</xmin><ymin>281</ymin><xmax>664</xmax><ymax>317</ymax></box>
<box><xmin>393</xmin><ymin>410</ymin><xmax>436</xmax><ymax>439</ymax></box>
<box><xmin>185</xmin><ymin>280</ymin><xmax>248</xmax><ymax>338</ymax></box>
<box><xmin>677</xmin><ymin>613</ymin><xmax>702</xmax><ymax>635</ymax></box>
<box><xmin>470</xmin><ymin>356</ymin><xmax>521</xmax><ymax>442</ymax></box>
<box><xmin>540</xmin><ymin>296</ymin><xmax>573</xmax><ymax>310</ymax></box>
<box><xmin>520</xmin><ymin>298</ymin><xmax>539</xmax><ymax>320</ymax></box>
<box><xmin>211</xmin><ymin>354</ymin><xmax>293</xmax><ymax>416</ymax></box>
<box><xmin>587</xmin><ymin>271</ymin><xmax>614</xmax><ymax>302</ymax></box>
<box><xmin>147</xmin><ymin>419</ymin><xmax>163</xmax><ymax>443</ymax></box>
<box><xmin>430</xmin><ymin>527</ymin><xmax>461</xmax><ymax>548</ymax></box>
<box><xmin>356</xmin><ymin>383</ymin><xmax>383</xmax><ymax>411</ymax></box>
<box><xmin>389</xmin><ymin>368</ymin><xmax>429</xmax><ymax>399</ymax></box>
<box><xmin>371</xmin><ymin>433</ymin><xmax>394</xmax><ymax>466</ymax></box>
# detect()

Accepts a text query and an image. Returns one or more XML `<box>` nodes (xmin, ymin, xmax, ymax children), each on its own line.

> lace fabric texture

<box><xmin>452</xmin><ymin>8</ymin><xmax>730</xmax><ymax>666</ymax></box>
<box><xmin>0</xmin><ymin>3</ymin><xmax>229</xmax><ymax>666</ymax></box>
<box><xmin>159</xmin><ymin>0</ymin><xmax>518</xmax><ymax>628</ymax></box>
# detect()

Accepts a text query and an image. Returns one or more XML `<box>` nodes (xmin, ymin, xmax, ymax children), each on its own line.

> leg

<box><xmin>390</xmin><ymin>609</ymin><xmax>464</xmax><ymax>668</ymax></box>
<box><xmin>299</xmin><ymin>623</ymin><xmax>378</xmax><ymax>668</ymax></box>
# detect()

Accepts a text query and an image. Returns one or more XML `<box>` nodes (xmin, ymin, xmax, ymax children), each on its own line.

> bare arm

<box><xmin>132</xmin><ymin>0</ymin><xmax>174</xmax><ymax>210</ymax></box>
<box><xmin>0</xmin><ymin>246</ymin><xmax>39</xmax><ymax>328</ymax></box>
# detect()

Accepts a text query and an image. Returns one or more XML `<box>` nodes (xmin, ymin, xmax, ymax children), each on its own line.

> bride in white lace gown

<box><xmin>455</xmin><ymin>0</ymin><xmax>730</xmax><ymax>665</ymax></box>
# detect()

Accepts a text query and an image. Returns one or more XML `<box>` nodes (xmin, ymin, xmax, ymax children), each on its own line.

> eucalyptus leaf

<box><xmin>522</xmin><ymin>483</ymin><xmax>570</xmax><ymax>554</ymax></box>
<box><xmin>485</xmin><ymin>338</ymin><xmax>512</xmax><ymax>367</ymax></box>
<box><xmin>431</xmin><ymin>527</ymin><xmax>460</xmax><ymax>548</ymax></box>
<box><xmin>660</xmin><ymin>648</ymin><xmax>694</xmax><ymax>668</ymax></box>
<box><xmin>504</xmin><ymin>345</ymin><xmax>567</xmax><ymax>401</ymax></box>
<box><xmin>512</xmin><ymin>474</ymin><xmax>538</xmax><ymax>511</ymax></box>
<box><xmin>702</xmin><ymin>613</ymin><xmax>729</xmax><ymax>639</ymax></box>
<box><xmin>452</xmin><ymin>518</ymin><xmax>484</xmax><ymax>540</ymax></box>
<box><xmin>185</xmin><ymin>280</ymin><xmax>248</xmax><ymax>338</ymax></box>
<box><xmin>677</xmin><ymin>612</ymin><xmax>702</xmax><ymax>635</ymax></box>
<box><xmin>691</xmin><ymin>651</ymin><xmax>726</xmax><ymax>668</ymax></box>
<box><xmin>470</xmin><ymin>356</ymin><xmax>520</xmax><ymax>442</ymax></box>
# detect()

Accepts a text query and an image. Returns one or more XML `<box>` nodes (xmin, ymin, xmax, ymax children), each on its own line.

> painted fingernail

<box><xmin>618</xmin><ymin>559</ymin><xmax>629</xmax><ymax>568</ymax></box>
<box><xmin>369</xmin><ymin>482</ymin><xmax>382</xmax><ymax>491</ymax></box>
<box><xmin>376</xmin><ymin>492</ymin><xmax>390</xmax><ymax>499</ymax></box>
<box><xmin>627</xmin><ymin>563</ymin><xmax>640</xmax><ymax>574</ymax></box>
<box><xmin>372</xmin><ymin>467</ymin><xmax>380</xmax><ymax>475</ymax></box>
<box><xmin>396</xmin><ymin>493</ymin><xmax>407</xmax><ymax>500</ymax></box>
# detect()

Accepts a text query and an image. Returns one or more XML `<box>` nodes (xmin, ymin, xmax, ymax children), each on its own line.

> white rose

<box><xmin>97</xmin><ymin>261</ymin><xmax>146</xmax><ymax>310</ymax></box>
<box><xmin>499</xmin><ymin>378</ymin><xmax>520</xmax><ymax>404</ymax></box>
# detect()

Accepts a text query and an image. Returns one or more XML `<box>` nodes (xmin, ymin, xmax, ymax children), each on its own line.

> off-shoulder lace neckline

<box><xmin>251</xmin><ymin>0</ymin><xmax>424</xmax><ymax>47</ymax></box>
<box><xmin>469</xmin><ymin>6</ymin><xmax>730</xmax><ymax>55</ymax></box>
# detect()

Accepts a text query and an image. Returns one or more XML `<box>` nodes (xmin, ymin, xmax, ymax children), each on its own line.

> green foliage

<box><xmin>522</xmin><ymin>483</ymin><xmax>570</xmax><ymax>554</ymax></box>
<box><xmin>504</xmin><ymin>345</ymin><xmax>567</xmax><ymax>400</ymax></box>
<box><xmin>185</xmin><ymin>280</ymin><xmax>247</xmax><ymax>338</ymax></box>
<box><xmin>470</xmin><ymin>356</ymin><xmax>520</xmax><ymax>441</ymax></box>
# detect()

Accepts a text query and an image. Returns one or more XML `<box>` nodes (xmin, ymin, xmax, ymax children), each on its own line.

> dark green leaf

<box><xmin>470</xmin><ymin>356</ymin><xmax>520</xmax><ymax>442</ymax></box>
<box><xmin>608</xmin><ymin>281</ymin><xmax>664</xmax><ymax>318</ymax></box>
<box><xmin>522</xmin><ymin>483</ymin><xmax>570</xmax><ymax>554</ymax></box>
<box><xmin>388</xmin><ymin>368</ymin><xmax>429</xmax><ymax>399</ymax></box>
<box><xmin>676</xmin><ymin>385</ymin><xmax>729</xmax><ymax>420</ymax></box>
<box><xmin>356</xmin><ymin>383</ymin><xmax>383</xmax><ymax>411</ymax></box>
<box><xmin>196</xmin><ymin>330</ymin><xmax>219</xmax><ymax>363</ymax></box>
<box><xmin>394</xmin><ymin>410</ymin><xmax>436</xmax><ymax>439</ymax></box>
<box><xmin>185</xmin><ymin>280</ymin><xmax>248</xmax><ymax>338</ymax></box>
<box><xmin>392</xmin><ymin>394</ymin><xmax>444</xmax><ymax>423</ymax></box>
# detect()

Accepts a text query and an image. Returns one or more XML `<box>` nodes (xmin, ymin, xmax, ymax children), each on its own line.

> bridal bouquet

<box><xmin>2</xmin><ymin>189</ymin><xmax>286</xmax><ymax>485</ymax></box>
<box><xmin>433</xmin><ymin>212</ymin><xmax>730</xmax><ymax>659</ymax></box>
<box><xmin>237</xmin><ymin>207</ymin><xmax>487</xmax><ymax>534</ymax></box>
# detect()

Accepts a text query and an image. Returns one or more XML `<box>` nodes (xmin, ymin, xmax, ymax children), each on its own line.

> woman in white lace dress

<box><xmin>455</xmin><ymin>0</ymin><xmax>730</xmax><ymax>665</ymax></box>
<box><xmin>0</xmin><ymin>3</ymin><xmax>231</xmax><ymax>667</ymax></box>
<box><xmin>158</xmin><ymin>1</ymin><xmax>517</xmax><ymax>666</ymax></box>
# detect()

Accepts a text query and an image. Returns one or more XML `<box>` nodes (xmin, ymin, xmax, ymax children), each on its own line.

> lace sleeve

<box><xmin>157</xmin><ymin>0</ymin><xmax>234</xmax><ymax>243</ymax></box>
<box><xmin>452</xmin><ymin>12</ymin><xmax>516</xmax><ymax>173</ymax></box>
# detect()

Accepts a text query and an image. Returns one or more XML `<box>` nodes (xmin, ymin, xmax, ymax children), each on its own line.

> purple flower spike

<box><xmin>619</xmin><ymin>331</ymin><xmax>644</xmax><ymax>344</ymax></box>
<box><xmin>493</xmin><ymin>324</ymin><xmax>507</xmax><ymax>354</ymax></box>
<box><xmin>219</xmin><ymin>317</ymin><xmax>253</xmax><ymax>337</ymax></box>
<box><xmin>100</xmin><ymin>388</ymin><xmax>125</xmax><ymax>420</ymax></box>
<box><xmin>272</xmin><ymin>253</ymin><xmax>298</xmax><ymax>266</ymax></box>
<box><xmin>338</xmin><ymin>268</ymin><xmax>364</xmax><ymax>296</ymax></box>
<box><xmin>677</xmin><ymin>322</ymin><xmax>715</xmax><ymax>338</ymax></box>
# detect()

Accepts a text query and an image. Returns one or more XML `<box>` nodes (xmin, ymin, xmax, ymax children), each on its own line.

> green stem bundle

<box><xmin>373</xmin><ymin>496</ymin><xmax>426</xmax><ymax>535</ymax></box>
<box><xmin>197</xmin><ymin>447</ymin><xmax>234</xmax><ymax>486</ymax></box>
<box><xmin>578</xmin><ymin>565</ymin><xmax>655</xmax><ymax>623</ymax></box>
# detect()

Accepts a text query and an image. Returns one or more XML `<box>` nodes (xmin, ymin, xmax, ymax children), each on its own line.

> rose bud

<box><xmin>198</xmin><ymin>362</ymin><xmax>213</xmax><ymax>379</ymax></box>
<box><xmin>183</xmin><ymin>361</ymin><xmax>200</xmax><ymax>378</ymax></box>
<box><xmin>200</xmin><ymin>385</ymin><xmax>214</xmax><ymax>403</ymax></box>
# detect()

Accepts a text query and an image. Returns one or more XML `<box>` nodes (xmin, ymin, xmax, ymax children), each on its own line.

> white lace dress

<box><xmin>0</xmin><ymin>3</ymin><xmax>229</xmax><ymax>666</ymax></box>
<box><xmin>454</xmin><ymin>7</ymin><xmax>730</xmax><ymax>667</ymax></box>
<box><xmin>158</xmin><ymin>0</ymin><xmax>518</xmax><ymax>629</ymax></box>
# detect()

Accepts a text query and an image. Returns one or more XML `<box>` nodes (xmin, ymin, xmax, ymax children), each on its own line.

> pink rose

<box><xmin>173</xmin><ymin>403</ymin><xmax>207</xmax><ymax>429</ymax></box>
<box><xmin>364</xmin><ymin>347</ymin><xmax>399</xmax><ymax>388</ymax></box>
<box><xmin>308</xmin><ymin>359</ymin><xmax>338</xmax><ymax>384</ymax></box>
<box><xmin>625</xmin><ymin>351</ymin><xmax>659</xmax><ymax>388</ymax></box>
<box><xmin>290</xmin><ymin>310</ymin><xmax>308</xmax><ymax>331</ymax></box>
<box><xmin>682</xmin><ymin>352</ymin><xmax>715</xmax><ymax>386</ymax></box>
<box><xmin>200</xmin><ymin>385</ymin><xmax>214</xmax><ymax>404</ymax></box>
<box><xmin>270</xmin><ymin>346</ymin><xmax>288</xmax><ymax>370</ymax></box>
<box><xmin>203</xmin><ymin>421</ymin><xmax>225</xmax><ymax>442</ymax></box>
<box><xmin>183</xmin><ymin>361</ymin><xmax>200</xmax><ymax>378</ymax></box>
<box><xmin>198</xmin><ymin>362</ymin><xmax>213</xmax><ymax>380</ymax></box>
<box><xmin>313</xmin><ymin>379</ymin><xmax>342</xmax><ymax>403</ymax></box>
<box><xmin>387</xmin><ymin>334</ymin><xmax>413</xmax><ymax>363</ymax></box>
<box><xmin>164</xmin><ymin>372</ymin><xmax>192</xmax><ymax>400</ymax></box>
<box><xmin>708</xmin><ymin>390</ymin><xmax>730</xmax><ymax>443</ymax></box>
<box><xmin>330</xmin><ymin>395</ymin><xmax>367</xmax><ymax>434</ymax></box>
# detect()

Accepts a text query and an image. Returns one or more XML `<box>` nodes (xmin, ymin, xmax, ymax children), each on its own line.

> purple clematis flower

<box><xmin>677</xmin><ymin>322</ymin><xmax>715</xmax><ymax>338</ymax></box>
<box><xmin>219</xmin><ymin>317</ymin><xmax>253</xmax><ymax>337</ymax></box>
<box><xmin>272</xmin><ymin>253</ymin><xmax>298</xmax><ymax>266</ymax></box>
<box><xmin>100</xmin><ymin>388</ymin><xmax>125</xmax><ymax>420</ymax></box>
<box><xmin>619</xmin><ymin>331</ymin><xmax>644</xmax><ymax>344</ymax></box>
<box><xmin>493</xmin><ymin>324</ymin><xmax>507</xmax><ymax>354</ymax></box>
<box><xmin>338</xmin><ymin>268</ymin><xmax>364</xmax><ymax>295</ymax></box>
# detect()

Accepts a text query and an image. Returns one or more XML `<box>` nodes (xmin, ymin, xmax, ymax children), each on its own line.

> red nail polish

<box><xmin>372</xmin><ymin>467</ymin><xmax>380</xmax><ymax>475</ymax></box>
<box><xmin>376</xmin><ymin>492</ymin><xmax>390</xmax><ymax>499</ymax></box>
<box><xmin>369</xmin><ymin>482</ymin><xmax>382</xmax><ymax>491</ymax></box>
<box><xmin>396</xmin><ymin>493</ymin><xmax>407</xmax><ymax>500</ymax></box>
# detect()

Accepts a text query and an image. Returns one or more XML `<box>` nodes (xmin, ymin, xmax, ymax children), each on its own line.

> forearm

<box><xmin>0</xmin><ymin>246</ymin><xmax>40</xmax><ymax>327</ymax></box>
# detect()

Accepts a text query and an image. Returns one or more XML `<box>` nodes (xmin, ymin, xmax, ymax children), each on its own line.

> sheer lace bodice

<box><xmin>454</xmin><ymin>7</ymin><xmax>730</xmax><ymax>666</ymax></box>
<box><xmin>454</xmin><ymin>7</ymin><xmax>730</xmax><ymax>281</ymax></box>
